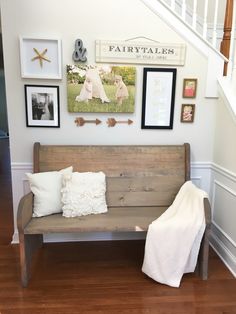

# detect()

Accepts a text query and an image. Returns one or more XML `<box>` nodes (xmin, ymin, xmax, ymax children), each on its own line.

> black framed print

<box><xmin>25</xmin><ymin>85</ymin><xmax>60</xmax><ymax>127</ymax></box>
<box><xmin>141</xmin><ymin>68</ymin><xmax>177</xmax><ymax>129</ymax></box>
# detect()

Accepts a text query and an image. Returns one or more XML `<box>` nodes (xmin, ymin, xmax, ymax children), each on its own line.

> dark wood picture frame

<box><xmin>141</xmin><ymin>68</ymin><xmax>177</xmax><ymax>129</ymax></box>
<box><xmin>182</xmin><ymin>78</ymin><xmax>197</xmax><ymax>98</ymax></box>
<box><xmin>181</xmin><ymin>104</ymin><xmax>195</xmax><ymax>123</ymax></box>
<box><xmin>25</xmin><ymin>85</ymin><xmax>60</xmax><ymax>128</ymax></box>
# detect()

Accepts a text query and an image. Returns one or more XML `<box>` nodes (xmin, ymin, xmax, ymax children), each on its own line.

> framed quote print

<box><xmin>141</xmin><ymin>68</ymin><xmax>177</xmax><ymax>129</ymax></box>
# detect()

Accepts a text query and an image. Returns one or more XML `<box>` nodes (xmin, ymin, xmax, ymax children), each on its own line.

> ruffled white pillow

<box><xmin>26</xmin><ymin>166</ymin><xmax>73</xmax><ymax>217</ymax></box>
<box><xmin>61</xmin><ymin>171</ymin><xmax>108</xmax><ymax>217</ymax></box>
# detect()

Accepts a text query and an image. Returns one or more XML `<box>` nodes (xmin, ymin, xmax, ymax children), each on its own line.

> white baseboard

<box><xmin>210</xmin><ymin>231</ymin><xmax>236</xmax><ymax>278</ymax></box>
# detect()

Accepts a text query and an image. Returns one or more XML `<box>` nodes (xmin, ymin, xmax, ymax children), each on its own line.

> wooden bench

<box><xmin>17</xmin><ymin>143</ymin><xmax>211</xmax><ymax>287</ymax></box>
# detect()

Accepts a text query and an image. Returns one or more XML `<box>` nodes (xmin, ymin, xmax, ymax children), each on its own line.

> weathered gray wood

<box><xmin>17</xmin><ymin>142</ymin><xmax>211</xmax><ymax>287</ymax></box>
<box><xmin>24</xmin><ymin>207</ymin><xmax>167</xmax><ymax>234</ymax></box>
<box><xmin>34</xmin><ymin>143</ymin><xmax>188</xmax><ymax>208</ymax></box>
<box><xmin>17</xmin><ymin>192</ymin><xmax>34</xmax><ymax>231</ymax></box>
<box><xmin>36</xmin><ymin>144</ymin><xmax>187</xmax><ymax>177</ymax></box>
<box><xmin>197</xmin><ymin>198</ymin><xmax>212</xmax><ymax>279</ymax></box>
<box><xmin>106</xmin><ymin>176</ymin><xmax>184</xmax><ymax>207</ymax></box>
<box><xmin>18</xmin><ymin>233</ymin><xmax>43</xmax><ymax>287</ymax></box>
<box><xmin>17</xmin><ymin>192</ymin><xmax>43</xmax><ymax>287</ymax></box>
<box><xmin>184</xmin><ymin>142</ymin><xmax>191</xmax><ymax>180</ymax></box>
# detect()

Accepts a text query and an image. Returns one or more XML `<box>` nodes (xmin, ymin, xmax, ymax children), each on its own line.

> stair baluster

<box><xmin>203</xmin><ymin>0</ymin><xmax>209</xmax><ymax>39</ymax></box>
<box><xmin>171</xmin><ymin>0</ymin><xmax>175</xmax><ymax>10</ymax></box>
<box><xmin>212</xmin><ymin>0</ymin><xmax>219</xmax><ymax>48</ymax></box>
<box><xmin>221</xmin><ymin>0</ymin><xmax>234</xmax><ymax>76</ymax></box>
<box><xmin>181</xmin><ymin>0</ymin><xmax>186</xmax><ymax>21</ymax></box>
<box><xmin>192</xmin><ymin>0</ymin><xmax>197</xmax><ymax>30</ymax></box>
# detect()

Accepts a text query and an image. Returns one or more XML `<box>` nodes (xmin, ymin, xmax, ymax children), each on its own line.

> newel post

<box><xmin>220</xmin><ymin>0</ymin><xmax>234</xmax><ymax>75</ymax></box>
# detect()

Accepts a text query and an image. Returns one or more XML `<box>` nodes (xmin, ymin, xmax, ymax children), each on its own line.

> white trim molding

<box><xmin>212</xmin><ymin>162</ymin><xmax>236</xmax><ymax>183</ymax></box>
<box><xmin>211</xmin><ymin>226</ymin><xmax>236</xmax><ymax>277</ymax></box>
<box><xmin>217</xmin><ymin>77</ymin><xmax>236</xmax><ymax>125</ymax></box>
<box><xmin>210</xmin><ymin>164</ymin><xmax>236</xmax><ymax>277</ymax></box>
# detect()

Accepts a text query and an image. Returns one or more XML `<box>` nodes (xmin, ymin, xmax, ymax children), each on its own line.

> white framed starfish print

<box><xmin>19</xmin><ymin>37</ymin><xmax>62</xmax><ymax>79</ymax></box>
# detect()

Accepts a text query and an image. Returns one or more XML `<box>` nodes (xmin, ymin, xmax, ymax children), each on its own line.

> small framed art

<box><xmin>25</xmin><ymin>85</ymin><xmax>60</xmax><ymax>127</ymax></box>
<box><xmin>141</xmin><ymin>67</ymin><xmax>177</xmax><ymax>129</ymax></box>
<box><xmin>20</xmin><ymin>37</ymin><xmax>62</xmax><ymax>79</ymax></box>
<box><xmin>181</xmin><ymin>104</ymin><xmax>195</xmax><ymax>123</ymax></box>
<box><xmin>182</xmin><ymin>78</ymin><xmax>197</xmax><ymax>98</ymax></box>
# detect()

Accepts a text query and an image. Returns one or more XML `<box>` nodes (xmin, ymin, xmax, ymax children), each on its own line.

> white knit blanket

<box><xmin>142</xmin><ymin>181</ymin><xmax>207</xmax><ymax>287</ymax></box>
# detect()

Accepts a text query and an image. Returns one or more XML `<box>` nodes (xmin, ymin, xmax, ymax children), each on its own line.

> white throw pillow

<box><xmin>26</xmin><ymin>166</ymin><xmax>73</xmax><ymax>217</ymax></box>
<box><xmin>61</xmin><ymin>171</ymin><xmax>108</xmax><ymax>217</ymax></box>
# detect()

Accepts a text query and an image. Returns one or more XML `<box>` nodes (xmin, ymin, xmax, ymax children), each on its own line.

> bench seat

<box><xmin>24</xmin><ymin>206</ymin><xmax>167</xmax><ymax>234</ymax></box>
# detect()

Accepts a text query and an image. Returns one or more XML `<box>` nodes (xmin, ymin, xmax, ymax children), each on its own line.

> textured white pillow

<box><xmin>61</xmin><ymin>171</ymin><xmax>108</xmax><ymax>217</ymax></box>
<box><xmin>26</xmin><ymin>166</ymin><xmax>73</xmax><ymax>217</ymax></box>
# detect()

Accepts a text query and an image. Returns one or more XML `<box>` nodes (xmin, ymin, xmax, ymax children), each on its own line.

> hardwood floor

<box><xmin>0</xmin><ymin>241</ymin><xmax>236</xmax><ymax>313</ymax></box>
<box><xmin>0</xmin><ymin>138</ymin><xmax>236</xmax><ymax>313</ymax></box>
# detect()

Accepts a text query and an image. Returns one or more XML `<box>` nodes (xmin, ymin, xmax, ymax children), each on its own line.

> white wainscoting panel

<box><xmin>191</xmin><ymin>162</ymin><xmax>212</xmax><ymax>194</ymax></box>
<box><xmin>210</xmin><ymin>163</ymin><xmax>236</xmax><ymax>277</ymax></box>
<box><xmin>11</xmin><ymin>162</ymin><xmax>32</xmax><ymax>243</ymax></box>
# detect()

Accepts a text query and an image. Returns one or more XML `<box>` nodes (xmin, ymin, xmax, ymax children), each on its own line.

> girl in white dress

<box><xmin>75</xmin><ymin>76</ymin><xmax>93</xmax><ymax>103</ymax></box>
<box><xmin>114</xmin><ymin>75</ymin><xmax>129</xmax><ymax>105</ymax></box>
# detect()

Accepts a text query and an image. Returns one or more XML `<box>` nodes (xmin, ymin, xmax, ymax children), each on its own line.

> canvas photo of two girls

<box><xmin>67</xmin><ymin>64</ymin><xmax>136</xmax><ymax>113</ymax></box>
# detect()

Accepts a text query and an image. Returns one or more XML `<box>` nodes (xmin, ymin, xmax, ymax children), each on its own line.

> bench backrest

<box><xmin>33</xmin><ymin>143</ymin><xmax>190</xmax><ymax>208</ymax></box>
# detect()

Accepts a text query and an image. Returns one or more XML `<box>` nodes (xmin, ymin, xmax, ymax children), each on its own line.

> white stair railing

<box><xmin>159</xmin><ymin>0</ymin><xmax>236</xmax><ymax>80</ymax></box>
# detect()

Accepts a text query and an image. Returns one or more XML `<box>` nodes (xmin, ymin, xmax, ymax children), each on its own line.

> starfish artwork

<box><xmin>31</xmin><ymin>48</ymin><xmax>51</xmax><ymax>67</ymax></box>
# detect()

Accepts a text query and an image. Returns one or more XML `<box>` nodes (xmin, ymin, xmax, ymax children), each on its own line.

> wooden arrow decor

<box><xmin>75</xmin><ymin>117</ymin><xmax>102</xmax><ymax>126</ymax></box>
<box><xmin>106</xmin><ymin>118</ymin><xmax>133</xmax><ymax>127</ymax></box>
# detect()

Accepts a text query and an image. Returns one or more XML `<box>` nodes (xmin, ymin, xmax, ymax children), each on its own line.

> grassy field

<box><xmin>67</xmin><ymin>83</ymin><xmax>135</xmax><ymax>113</ymax></box>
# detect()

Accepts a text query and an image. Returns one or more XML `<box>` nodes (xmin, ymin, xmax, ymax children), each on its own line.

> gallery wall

<box><xmin>0</xmin><ymin>0</ymin><xmax>217</xmax><ymax>240</ymax></box>
<box><xmin>1</xmin><ymin>0</ymin><xmax>216</xmax><ymax>162</ymax></box>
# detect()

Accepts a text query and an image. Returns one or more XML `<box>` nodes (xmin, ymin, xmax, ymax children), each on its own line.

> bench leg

<box><xmin>196</xmin><ymin>226</ymin><xmax>210</xmax><ymax>280</ymax></box>
<box><xmin>19</xmin><ymin>233</ymin><xmax>43</xmax><ymax>287</ymax></box>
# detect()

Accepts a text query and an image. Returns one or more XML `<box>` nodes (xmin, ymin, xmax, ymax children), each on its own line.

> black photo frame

<box><xmin>141</xmin><ymin>68</ymin><xmax>176</xmax><ymax>129</ymax></box>
<box><xmin>25</xmin><ymin>85</ymin><xmax>60</xmax><ymax>128</ymax></box>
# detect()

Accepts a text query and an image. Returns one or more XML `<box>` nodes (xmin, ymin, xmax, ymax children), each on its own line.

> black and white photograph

<box><xmin>24</xmin><ymin>85</ymin><xmax>60</xmax><ymax>127</ymax></box>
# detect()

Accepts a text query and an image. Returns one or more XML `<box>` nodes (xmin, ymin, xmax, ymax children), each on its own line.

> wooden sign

<box><xmin>75</xmin><ymin>117</ymin><xmax>101</xmax><ymax>126</ymax></box>
<box><xmin>107</xmin><ymin>118</ymin><xmax>133</xmax><ymax>127</ymax></box>
<box><xmin>96</xmin><ymin>40</ymin><xmax>186</xmax><ymax>65</ymax></box>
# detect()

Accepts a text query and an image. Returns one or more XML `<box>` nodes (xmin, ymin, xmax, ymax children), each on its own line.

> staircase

<box><xmin>141</xmin><ymin>0</ymin><xmax>236</xmax><ymax>97</ymax></box>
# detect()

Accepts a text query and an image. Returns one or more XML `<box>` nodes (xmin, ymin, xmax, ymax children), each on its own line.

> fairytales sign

<box><xmin>95</xmin><ymin>40</ymin><xmax>186</xmax><ymax>66</ymax></box>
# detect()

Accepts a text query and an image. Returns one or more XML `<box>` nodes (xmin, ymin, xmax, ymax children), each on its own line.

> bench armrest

<box><xmin>17</xmin><ymin>192</ymin><xmax>34</xmax><ymax>233</ymax></box>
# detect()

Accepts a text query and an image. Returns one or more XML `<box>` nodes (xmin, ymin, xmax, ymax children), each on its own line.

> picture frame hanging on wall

<box><xmin>141</xmin><ymin>67</ymin><xmax>177</xmax><ymax>129</ymax></box>
<box><xmin>67</xmin><ymin>64</ymin><xmax>136</xmax><ymax>113</ymax></box>
<box><xmin>180</xmin><ymin>104</ymin><xmax>195</xmax><ymax>123</ymax></box>
<box><xmin>24</xmin><ymin>85</ymin><xmax>60</xmax><ymax>127</ymax></box>
<box><xmin>19</xmin><ymin>37</ymin><xmax>62</xmax><ymax>79</ymax></box>
<box><xmin>182</xmin><ymin>78</ymin><xmax>197</xmax><ymax>98</ymax></box>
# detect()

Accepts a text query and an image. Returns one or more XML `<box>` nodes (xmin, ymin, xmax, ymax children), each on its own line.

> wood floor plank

<box><xmin>0</xmin><ymin>241</ymin><xmax>236</xmax><ymax>314</ymax></box>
